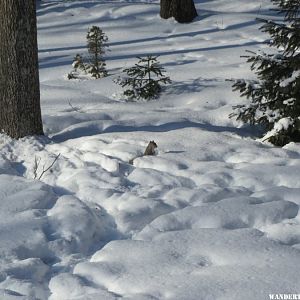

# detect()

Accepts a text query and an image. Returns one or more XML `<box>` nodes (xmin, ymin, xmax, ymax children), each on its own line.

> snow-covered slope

<box><xmin>0</xmin><ymin>0</ymin><xmax>300</xmax><ymax>299</ymax></box>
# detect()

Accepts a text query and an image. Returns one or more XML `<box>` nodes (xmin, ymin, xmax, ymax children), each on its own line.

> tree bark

<box><xmin>160</xmin><ymin>0</ymin><xmax>198</xmax><ymax>23</ymax></box>
<box><xmin>0</xmin><ymin>0</ymin><xmax>44</xmax><ymax>139</ymax></box>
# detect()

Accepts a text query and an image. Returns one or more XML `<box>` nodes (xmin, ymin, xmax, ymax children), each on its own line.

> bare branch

<box><xmin>38</xmin><ymin>153</ymin><xmax>60</xmax><ymax>180</ymax></box>
<box><xmin>33</xmin><ymin>153</ymin><xmax>60</xmax><ymax>180</ymax></box>
<box><xmin>68</xmin><ymin>100</ymin><xmax>84</xmax><ymax>113</ymax></box>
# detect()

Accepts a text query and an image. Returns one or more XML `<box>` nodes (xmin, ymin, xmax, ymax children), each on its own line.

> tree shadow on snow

<box><xmin>37</xmin><ymin>1</ymin><xmax>111</xmax><ymax>17</ymax></box>
<box><xmin>51</xmin><ymin>120</ymin><xmax>257</xmax><ymax>143</ymax></box>
<box><xmin>108</xmin><ymin>40</ymin><xmax>264</xmax><ymax>62</ymax></box>
<box><xmin>37</xmin><ymin>39</ymin><xmax>263</xmax><ymax>70</ymax></box>
<box><xmin>39</xmin><ymin>54</ymin><xmax>71</xmax><ymax>69</ymax></box>
<box><xmin>165</xmin><ymin>78</ymin><xmax>221</xmax><ymax>95</ymax></box>
<box><xmin>110</xmin><ymin>20</ymin><xmax>259</xmax><ymax>48</ymax></box>
<box><xmin>39</xmin><ymin>45</ymin><xmax>86</xmax><ymax>54</ymax></box>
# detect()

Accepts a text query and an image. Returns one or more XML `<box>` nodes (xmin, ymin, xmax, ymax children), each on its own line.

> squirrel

<box><xmin>129</xmin><ymin>141</ymin><xmax>158</xmax><ymax>165</ymax></box>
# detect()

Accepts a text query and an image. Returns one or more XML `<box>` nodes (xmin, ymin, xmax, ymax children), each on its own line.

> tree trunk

<box><xmin>0</xmin><ymin>0</ymin><xmax>44</xmax><ymax>139</ymax></box>
<box><xmin>160</xmin><ymin>0</ymin><xmax>198</xmax><ymax>23</ymax></box>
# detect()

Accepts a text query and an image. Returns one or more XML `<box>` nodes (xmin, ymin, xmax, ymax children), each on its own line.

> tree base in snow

<box><xmin>160</xmin><ymin>0</ymin><xmax>198</xmax><ymax>23</ymax></box>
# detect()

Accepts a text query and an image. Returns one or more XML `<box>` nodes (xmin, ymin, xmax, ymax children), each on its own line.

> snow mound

<box><xmin>49</xmin><ymin>273</ymin><xmax>116</xmax><ymax>300</ymax></box>
<box><xmin>0</xmin><ymin>175</ymin><xmax>56</xmax><ymax>299</ymax></box>
<box><xmin>136</xmin><ymin>196</ymin><xmax>298</xmax><ymax>240</ymax></box>
<box><xmin>0</xmin><ymin>174</ymin><xmax>119</xmax><ymax>299</ymax></box>
<box><xmin>47</xmin><ymin>195</ymin><xmax>119</xmax><ymax>255</ymax></box>
<box><xmin>69</xmin><ymin>229</ymin><xmax>300</xmax><ymax>300</ymax></box>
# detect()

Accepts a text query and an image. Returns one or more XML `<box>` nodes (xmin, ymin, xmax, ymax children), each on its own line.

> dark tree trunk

<box><xmin>160</xmin><ymin>0</ymin><xmax>198</xmax><ymax>23</ymax></box>
<box><xmin>0</xmin><ymin>0</ymin><xmax>44</xmax><ymax>139</ymax></box>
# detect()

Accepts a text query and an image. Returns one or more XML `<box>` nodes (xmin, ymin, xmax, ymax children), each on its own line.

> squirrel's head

<box><xmin>150</xmin><ymin>141</ymin><xmax>158</xmax><ymax>148</ymax></box>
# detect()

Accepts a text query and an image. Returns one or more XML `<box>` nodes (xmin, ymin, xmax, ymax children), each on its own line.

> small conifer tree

<box><xmin>231</xmin><ymin>0</ymin><xmax>300</xmax><ymax>146</ymax></box>
<box><xmin>86</xmin><ymin>26</ymin><xmax>108</xmax><ymax>78</ymax></box>
<box><xmin>68</xmin><ymin>26</ymin><xmax>108</xmax><ymax>79</ymax></box>
<box><xmin>68</xmin><ymin>54</ymin><xmax>87</xmax><ymax>79</ymax></box>
<box><xmin>115</xmin><ymin>55</ymin><xmax>171</xmax><ymax>101</ymax></box>
<box><xmin>73</xmin><ymin>54</ymin><xmax>86</xmax><ymax>73</ymax></box>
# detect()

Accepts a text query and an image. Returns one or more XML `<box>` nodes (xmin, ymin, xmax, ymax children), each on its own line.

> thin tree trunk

<box><xmin>160</xmin><ymin>0</ymin><xmax>198</xmax><ymax>23</ymax></box>
<box><xmin>0</xmin><ymin>0</ymin><xmax>44</xmax><ymax>139</ymax></box>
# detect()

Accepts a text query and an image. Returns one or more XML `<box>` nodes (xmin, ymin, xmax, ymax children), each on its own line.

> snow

<box><xmin>280</xmin><ymin>70</ymin><xmax>300</xmax><ymax>88</ymax></box>
<box><xmin>262</xmin><ymin>117</ymin><xmax>294</xmax><ymax>141</ymax></box>
<box><xmin>73</xmin><ymin>229</ymin><xmax>300</xmax><ymax>300</ymax></box>
<box><xmin>1</xmin><ymin>0</ymin><xmax>300</xmax><ymax>299</ymax></box>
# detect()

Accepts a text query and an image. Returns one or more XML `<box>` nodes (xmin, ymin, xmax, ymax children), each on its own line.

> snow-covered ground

<box><xmin>1</xmin><ymin>0</ymin><xmax>300</xmax><ymax>299</ymax></box>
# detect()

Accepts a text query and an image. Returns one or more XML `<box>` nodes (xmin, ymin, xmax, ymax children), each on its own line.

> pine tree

<box><xmin>68</xmin><ymin>54</ymin><xmax>87</xmax><ymax>79</ymax></box>
<box><xmin>72</xmin><ymin>54</ymin><xmax>86</xmax><ymax>72</ymax></box>
<box><xmin>231</xmin><ymin>0</ymin><xmax>300</xmax><ymax>146</ymax></box>
<box><xmin>115</xmin><ymin>55</ymin><xmax>171</xmax><ymax>101</ymax></box>
<box><xmin>86</xmin><ymin>26</ymin><xmax>108</xmax><ymax>79</ymax></box>
<box><xmin>68</xmin><ymin>26</ymin><xmax>108</xmax><ymax>79</ymax></box>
